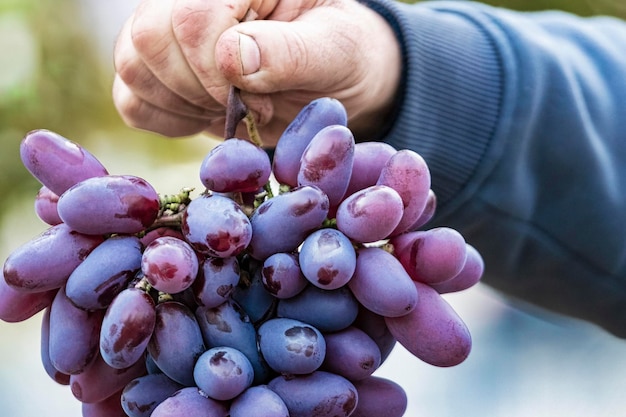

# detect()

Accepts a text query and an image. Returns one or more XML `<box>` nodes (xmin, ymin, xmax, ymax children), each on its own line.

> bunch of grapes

<box><xmin>1</xmin><ymin>96</ymin><xmax>484</xmax><ymax>417</ymax></box>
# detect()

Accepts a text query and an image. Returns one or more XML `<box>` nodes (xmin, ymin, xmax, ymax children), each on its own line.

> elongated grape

<box><xmin>141</xmin><ymin>236</ymin><xmax>199</xmax><ymax>294</ymax></box>
<box><xmin>351</xmin><ymin>376</ymin><xmax>408</xmax><ymax>417</ymax></box>
<box><xmin>353</xmin><ymin>306</ymin><xmax>396</xmax><ymax>363</ymax></box>
<box><xmin>390</xmin><ymin>227</ymin><xmax>467</xmax><ymax>285</ymax></box>
<box><xmin>121</xmin><ymin>373</ymin><xmax>184</xmax><ymax>417</ymax></box>
<box><xmin>335</xmin><ymin>185</ymin><xmax>403</xmax><ymax>243</ymax></box>
<box><xmin>100</xmin><ymin>287</ymin><xmax>156</xmax><ymax>369</ymax></box>
<box><xmin>182</xmin><ymin>193</ymin><xmax>252</xmax><ymax>258</ymax></box>
<box><xmin>70</xmin><ymin>353</ymin><xmax>147</xmax><ymax>404</ymax></box>
<box><xmin>248</xmin><ymin>185</ymin><xmax>329</xmax><ymax>260</ymax></box>
<box><xmin>150</xmin><ymin>387</ymin><xmax>228</xmax><ymax>417</ymax></box>
<box><xmin>48</xmin><ymin>286</ymin><xmax>104</xmax><ymax>375</ymax></box>
<box><xmin>407</xmin><ymin>188</ymin><xmax>437</xmax><ymax>231</ymax></box>
<box><xmin>345</xmin><ymin>141</ymin><xmax>396</xmax><ymax>197</ymax></box>
<box><xmin>0</xmin><ymin>276</ymin><xmax>56</xmax><ymax>323</ymax></box>
<box><xmin>200</xmin><ymin>138</ymin><xmax>271</xmax><ymax>193</ymax></box>
<box><xmin>297</xmin><ymin>125</ymin><xmax>354</xmax><ymax>208</ymax></box>
<box><xmin>193</xmin><ymin>346</ymin><xmax>254</xmax><ymax>400</ymax></box>
<box><xmin>20</xmin><ymin>129</ymin><xmax>108</xmax><ymax>196</ymax></box>
<box><xmin>261</xmin><ymin>252</ymin><xmax>308</xmax><ymax>299</ymax></box>
<box><xmin>34</xmin><ymin>186</ymin><xmax>62</xmax><ymax>226</ymax></box>
<box><xmin>140</xmin><ymin>227</ymin><xmax>186</xmax><ymax>247</ymax></box>
<box><xmin>385</xmin><ymin>280</ymin><xmax>472</xmax><ymax>367</ymax></box>
<box><xmin>66</xmin><ymin>235</ymin><xmax>142</xmax><ymax>310</ymax></box>
<box><xmin>277</xmin><ymin>285</ymin><xmax>359</xmax><ymax>332</ymax></box>
<box><xmin>148</xmin><ymin>301</ymin><xmax>206</xmax><ymax>386</ymax></box>
<box><xmin>258</xmin><ymin>318</ymin><xmax>326</xmax><ymax>375</ymax></box>
<box><xmin>273</xmin><ymin>97</ymin><xmax>348</xmax><ymax>187</ymax></box>
<box><xmin>348</xmin><ymin>247</ymin><xmax>418</xmax><ymax>318</ymax></box>
<box><xmin>298</xmin><ymin>228</ymin><xmax>356</xmax><ymax>290</ymax></box>
<box><xmin>321</xmin><ymin>326</ymin><xmax>381</xmax><ymax>381</ymax></box>
<box><xmin>268</xmin><ymin>371</ymin><xmax>357</xmax><ymax>417</ymax></box>
<box><xmin>81</xmin><ymin>389</ymin><xmax>126</xmax><ymax>417</ymax></box>
<box><xmin>3</xmin><ymin>223</ymin><xmax>103</xmax><ymax>293</ymax></box>
<box><xmin>40</xmin><ymin>307</ymin><xmax>70</xmax><ymax>385</ymax></box>
<box><xmin>377</xmin><ymin>149</ymin><xmax>431</xmax><ymax>236</ymax></box>
<box><xmin>430</xmin><ymin>243</ymin><xmax>484</xmax><ymax>294</ymax></box>
<box><xmin>58</xmin><ymin>175</ymin><xmax>159</xmax><ymax>235</ymax></box>
<box><xmin>195</xmin><ymin>300</ymin><xmax>271</xmax><ymax>385</ymax></box>
<box><xmin>193</xmin><ymin>256</ymin><xmax>240</xmax><ymax>308</ymax></box>
<box><xmin>230</xmin><ymin>385</ymin><xmax>289</xmax><ymax>417</ymax></box>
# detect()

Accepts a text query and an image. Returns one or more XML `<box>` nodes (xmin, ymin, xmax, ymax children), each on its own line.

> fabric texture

<box><xmin>361</xmin><ymin>0</ymin><xmax>626</xmax><ymax>337</ymax></box>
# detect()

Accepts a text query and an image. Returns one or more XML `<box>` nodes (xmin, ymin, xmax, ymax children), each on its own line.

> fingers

<box><xmin>112</xmin><ymin>75</ymin><xmax>213</xmax><ymax>137</ymax></box>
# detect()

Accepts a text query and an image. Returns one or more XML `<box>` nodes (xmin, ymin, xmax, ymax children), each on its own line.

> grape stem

<box><xmin>224</xmin><ymin>86</ymin><xmax>264</xmax><ymax>148</ymax></box>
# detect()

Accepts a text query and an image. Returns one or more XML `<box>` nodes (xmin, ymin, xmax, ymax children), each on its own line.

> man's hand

<box><xmin>112</xmin><ymin>0</ymin><xmax>402</xmax><ymax>146</ymax></box>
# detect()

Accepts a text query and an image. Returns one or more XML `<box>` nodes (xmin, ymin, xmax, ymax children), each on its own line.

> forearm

<box><xmin>364</xmin><ymin>0</ymin><xmax>626</xmax><ymax>336</ymax></box>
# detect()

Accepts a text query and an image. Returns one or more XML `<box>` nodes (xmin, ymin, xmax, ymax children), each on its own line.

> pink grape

<box><xmin>345</xmin><ymin>141</ymin><xmax>397</xmax><ymax>197</ymax></box>
<box><xmin>34</xmin><ymin>186</ymin><xmax>62</xmax><ymax>225</ymax></box>
<box><xmin>142</xmin><ymin>236</ymin><xmax>199</xmax><ymax>294</ymax></box>
<box><xmin>430</xmin><ymin>243</ymin><xmax>484</xmax><ymax>293</ymax></box>
<box><xmin>335</xmin><ymin>185</ymin><xmax>404</xmax><ymax>243</ymax></box>
<box><xmin>385</xmin><ymin>280</ymin><xmax>472</xmax><ymax>367</ymax></box>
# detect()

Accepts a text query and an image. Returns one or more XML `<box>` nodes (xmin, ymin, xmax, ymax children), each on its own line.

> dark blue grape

<box><xmin>121</xmin><ymin>373</ymin><xmax>184</xmax><ymax>417</ymax></box>
<box><xmin>321</xmin><ymin>326</ymin><xmax>381</xmax><ymax>381</ymax></box>
<box><xmin>193</xmin><ymin>346</ymin><xmax>254</xmax><ymax>400</ymax></box>
<box><xmin>193</xmin><ymin>256</ymin><xmax>240</xmax><ymax>308</ymax></box>
<box><xmin>230</xmin><ymin>385</ymin><xmax>289</xmax><ymax>417</ymax></box>
<box><xmin>150</xmin><ymin>387</ymin><xmax>228</xmax><ymax>417</ymax></box>
<box><xmin>298</xmin><ymin>228</ymin><xmax>356</xmax><ymax>290</ymax></box>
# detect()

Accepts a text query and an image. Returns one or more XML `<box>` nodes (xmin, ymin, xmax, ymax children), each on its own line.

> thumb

<box><xmin>215</xmin><ymin>18</ymin><xmax>363</xmax><ymax>94</ymax></box>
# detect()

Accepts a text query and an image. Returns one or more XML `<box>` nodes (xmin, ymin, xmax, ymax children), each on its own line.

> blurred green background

<box><xmin>1</xmin><ymin>1</ymin><xmax>626</xmax><ymax>417</ymax></box>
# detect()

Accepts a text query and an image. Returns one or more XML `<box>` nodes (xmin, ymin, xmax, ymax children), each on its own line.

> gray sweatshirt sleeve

<box><xmin>362</xmin><ymin>0</ymin><xmax>626</xmax><ymax>337</ymax></box>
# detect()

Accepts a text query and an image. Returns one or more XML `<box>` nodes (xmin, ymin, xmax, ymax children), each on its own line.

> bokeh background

<box><xmin>1</xmin><ymin>0</ymin><xmax>625</xmax><ymax>416</ymax></box>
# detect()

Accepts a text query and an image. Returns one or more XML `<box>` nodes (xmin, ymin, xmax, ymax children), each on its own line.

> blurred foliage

<box><xmin>0</xmin><ymin>0</ymin><xmax>624</xmax><ymax>200</ymax></box>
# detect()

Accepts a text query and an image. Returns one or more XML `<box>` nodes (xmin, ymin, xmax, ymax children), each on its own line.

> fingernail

<box><xmin>239</xmin><ymin>33</ymin><xmax>260</xmax><ymax>75</ymax></box>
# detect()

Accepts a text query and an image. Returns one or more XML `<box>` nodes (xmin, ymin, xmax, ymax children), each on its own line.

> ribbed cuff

<box><xmin>361</xmin><ymin>0</ymin><xmax>504</xmax><ymax>215</ymax></box>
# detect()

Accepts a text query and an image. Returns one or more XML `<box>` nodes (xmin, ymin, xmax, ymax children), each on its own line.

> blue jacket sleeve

<box><xmin>362</xmin><ymin>0</ymin><xmax>626</xmax><ymax>337</ymax></box>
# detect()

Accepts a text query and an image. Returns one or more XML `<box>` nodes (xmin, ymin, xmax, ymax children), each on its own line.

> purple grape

<box><xmin>351</xmin><ymin>376</ymin><xmax>408</xmax><ymax>417</ymax></box>
<box><xmin>121</xmin><ymin>373</ymin><xmax>185</xmax><ymax>417</ymax></box>
<box><xmin>20</xmin><ymin>129</ymin><xmax>109</xmax><ymax>196</ymax></box>
<box><xmin>321</xmin><ymin>326</ymin><xmax>381</xmax><ymax>381</ymax></box>
<box><xmin>348</xmin><ymin>247</ymin><xmax>418</xmax><ymax>318</ymax></box>
<box><xmin>273</xmin><ymin>97</ymin><xmax>348</xmax><ymax>187</ymax></box>
<box><xmin>182</xmin><ymin>194</ymin><xmax>252</xmax><ymax>258</ymax></box>
<box><xmin>193</xmin><ymin>346</ymin><xmax>254</xmax><ymax>400</ymax></box>
<box><xmin>430</xmin><ymin>243</ymin><xmax>484</xmax><ymax>294</ymax></box>
<box><xmin>268</xmin><ymin>371</ymin><xmax>358</xmax><ymax>417</ymax></box>
<box><xmin>248</xmin><ymin>185</ymin><xmax>329</xmax><ymax>260</ymax></box>
<box><xmin>277</xmin><ymin>285</ymin><xmax>359</xmax><ymax>332</ymax></box>
<box><xmin>200</xmin><ymin>138</ymin><xmax>271</xmax><ymax>193</ymax></box>
<box><xmin>34</xmin><ymin>186</ymin><xmax>62</xmax><ymax>225</ymax></box>
<box><xmin>140</xmin><ymin>227</ymin><xmax>186</xmax><ymax>248</ymax></box>
<box><xmin>141</xmin><ymin>236</ymin><xmax>199</xmax><ymax>294</ymax></box>
<box><xmin>377</xmin><ymin>149</ymin><xmax>431</xmax><ymax>236</ymax></box>
<box><xmin>390</xmin><ymin>227</ymin><xmax>468</xmax><ymax>285</ymax></box>
<box><xmin>407</xmin><ymin>188</ymin><xmax>437</xmax><ymax>231</ymax></box>
<box><xmin>70</xmin><ymin>353</ymin><xmax>147</xmax><ymax>404</ymax></box>
<box><xmin>385</xmin><ymin>280</ymin><xmax>472</xmax><ymax>367</ymax></box>
<box><xmin>193</xmin><ymin>256</ymin><xmax>240</xmax><ymax>308</ymax></box>
<box><xmin>261</xmin><ymin>252</ymin><xmax>308</xmax><ymax>299</ymax></box>
<box><xmin>298</xmin><ymin>228</ymin><xmax>356</xmax><ymax>290</ymax></box>
<box><xmin>232</xmin><ymin>268</ymin><xmax>276</xmax><ymax>324</ymax></box>
<box><xmin>66</xmin><ymin>235</ymin><xmax>143</xmax><ymax>310</ymax></box>
<box><xmin>57</xmin><ymin>174</ymin><xmax>160</xmax><ymax>235</ymax></box>
<box><xmin>297</xmin><ymin>125</ymin><xmax>355</xmax><ymax>208</ymax></box>
<box><xmin>257</xmin><ymin>317</ymin><xmax>326</xmax><ymax>375</ymax></box>
<box><xmin>150</xmin><ymin>387</ymin><xmax>228</xmax><ymax>417</ymax></box>
<box><xmin>81</xmin><ymin>389</ymin><xmax>126</xmax><ymax>417</ymax></box>
<box><xmin>345</xmin><ymin>141</ymin><xmax>396</xmax><ymax>197</ymax></box>
<box><xmin>100</xmin><ymin>287</ymin><xmax>156</xmax><ymax>369</ymax></box>
<box><xmin>335</xmin><ymin>185</ymin><xmax>404</xmax><ymax>243</ymax></box>
<box><xmin>230</xmin><ymin>385</ymin><xmax>289</xmax><ymax>417</ymax></box>
<box><xmin>353</xmin><ymin>306</ymin><xmax>396</xmax><ymax>363</ymax></box>
<box><xmin>40</xmin><ymin>307</ymin><xmax>70</xmax><ymax>385</ymax></box>
<box><xmin>3</xmin><ymin>223</ymin><xmax>103</xmax><ymax>293</ymax></box>
<box><xmin>0</xmin><ymin>276</ymin><xmax>56</xmax><ymax>323</ymax></box>
<box><xmin>48</xmin><ymin>286</ymin><xmax>104</xmax><ymax>375</ymax></box>
<box><xmin>195</xmin><ymin>300</ymin><xmax>272</xmax><ymax>385</ymax></box>
<box><xmin>147</xmin><ymin>301</ymin><xmax>206</xmax><ymax>386</ymax></box>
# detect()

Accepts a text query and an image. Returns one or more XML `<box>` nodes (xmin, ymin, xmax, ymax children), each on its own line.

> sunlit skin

<box><xmin>112</xmin><ymin>0</ymin><xmax>402</xmax><ymax>145</ymax></box>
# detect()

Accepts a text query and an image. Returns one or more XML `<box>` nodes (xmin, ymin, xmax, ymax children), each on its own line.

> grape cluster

<box><xmin>1</xmin><ymin>97</ymin><xmax>484</xmax><ymax>417</ymax></box>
